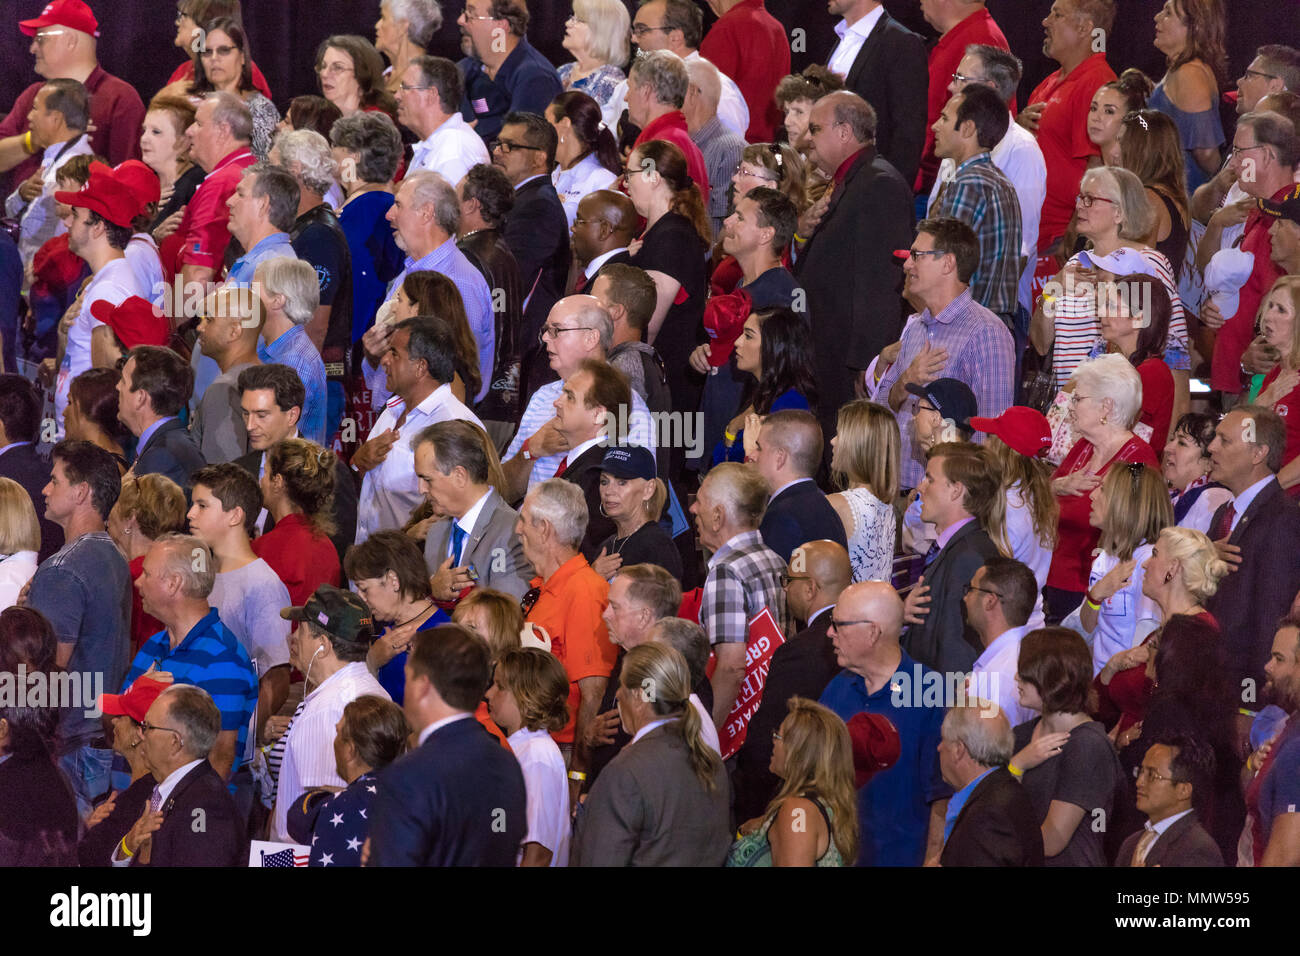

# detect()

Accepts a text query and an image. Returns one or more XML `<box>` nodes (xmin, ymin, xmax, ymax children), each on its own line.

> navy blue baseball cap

<box><xmin>905</xmin><ymin>377</ymin><xmax>977</xmax><ymax>432</ymax></box>
<box><xmin>600</xmin><ymin>445</ymin><xmax>655</xmax><ymax>480</ymax></box>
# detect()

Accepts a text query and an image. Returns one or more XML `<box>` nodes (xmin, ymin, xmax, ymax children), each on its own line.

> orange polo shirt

<box><xmin>526</xmin><ymin>554</ymin><xmax>615</xmax><ymax>744</ymax></box>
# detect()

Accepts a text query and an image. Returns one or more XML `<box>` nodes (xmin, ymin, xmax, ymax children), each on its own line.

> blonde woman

<box><xmin>0</xmin><ymin>478</ymin><xmax>40</xmax><ymax>609</ymax></box>
<box><xmin>1079</xmin><ymin>463</ymin><xmax>1174</xmax><ymax>675</ymax></box>
<box><xmin>1250</xmin><ymin>277</ymin><xmax>1300</xmax><ymax>494</ymax></box>
<box><xmin>558</xmin><ymin>0</ymin><xmax>631</xmax><ymax>123</ymax></box>
<box><xmin>572</xmin><ymin>642</ymin><xmax>730</xmax><ymax>866</ymax></box>
<box><xmin>728</xmin><ymin>697</ymin><xmax>858</xmax><ymax>867</ymax></box>
<box><xmin>592</xmin><ymin>445</ymin><xmax>679</xmax><ymax>580</ymax></box>
<box><xmin>452</xmin><ymin>587</ymin><xmax>526</xmax><ymax>748</ymax></box>
<box><xmin>107</xmin><ymin>473</ymin><xmax>188</xmax><ymax>650</ymax></box>
<box><xmin>828</xmin><ymin>401</ymin><xmax>899</xmax><ymax>583</ymax></box>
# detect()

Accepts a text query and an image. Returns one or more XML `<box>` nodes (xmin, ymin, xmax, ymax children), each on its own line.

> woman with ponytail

<box><xmin>253</xmin><ymin>438</ymin><xmax>342</xmax><ymax>606</ymax></box>
<box><xmin>547</xmin><ymin>91</ymin><xmax>621</xmax><ymax>227</ymax></box>
<box><xmin>627</xmin><ymin>139</ymin><xmax>711</xmax><ymax>467</ymax></box>
<box><xmin>572</xmin><ymin>642</ymin><xmax>731</xmax><ymax>866</ymax></box>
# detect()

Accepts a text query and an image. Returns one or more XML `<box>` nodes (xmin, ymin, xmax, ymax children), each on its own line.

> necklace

<box><xmin>610</xmin><ymin>524</ymin><xmax>645</xmax><ymax>554</ymax></box>
<box><xmin>394</xmin><ymin>600</ymin><xmax>436</xmax><ymax>629</ymax></box>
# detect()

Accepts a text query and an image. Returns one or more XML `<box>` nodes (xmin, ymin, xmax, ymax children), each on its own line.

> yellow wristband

<box><xmin>1007</xmin><ymin>763</ymin><xmax>1024</xmax><ymax>779</ymax></box>
<box><xmin>567</xmin><ymin>770</ymin><xmax>587</xmax><ymax>782</ymax></box>
<box><xmin>119</xmin><ymin>835</ymin><xmax>135</xmax><ymax>859</ymax></box>
<box><xmin>22</xmin><ymin>131</ymin><xmax>35</xmax><ymax>155</ymax></box>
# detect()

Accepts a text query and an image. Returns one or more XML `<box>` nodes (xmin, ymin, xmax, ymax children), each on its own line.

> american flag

<box><xmin>260</xmin><ymin>847</ymin><xmax>309</xmax><ymax>867</ymax></box>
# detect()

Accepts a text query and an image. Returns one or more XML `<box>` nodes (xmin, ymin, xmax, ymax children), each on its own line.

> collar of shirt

<box><xmin>639</xmin><ymin>111</ymin><xmax>689</xmax><ymax>143</ymax></box>
<box><xmin>401</xmin><ymin>381</ymin><xmax>457</xmax><ymax>424</ymax></box>
<box><xmin>935</xmin><ymin>5</ymin><xmax>995</xmax><ymax>53</ymax></box>
<box><xmin>240</xmin><ymin>231</ymin><xmax>291</xmax><ymax>258</ymax></box>
<box><xmin>455</xmin><ymin>488</ymin><xmax>493</xmax><ymax>541</ymax></box>
<box><xmin>934</xmin><ymin>514</ymin><xmax>975</xmax><ymax>551</ymax></box>
<box><xmin>507</xmin><ymin>726</ymin><xmax>554</xmax><ymax>748</ymax></box>
<box><xmin>585</xmin><ymin>246</ymin><xmax>630</xmax><ymax>279</ymax></box>
<box><xmin>533</xmin><ymin>552</ymin><xmax>593</xmax><ymax>595</ymax></box>
<box><xmin>137</xmin><ymin>416</ymin><xmax>177</xmax><ymax>453</ymax></box>
<box><xmin>945</xmin><ymin>765</ymin><xmax>995</xmax><ymax>837</ymax></box>
<box><xmin>41</xmin><ymin>134</ymin><xmax>86</xmax><ymax>167</ymax></box>
<box><xmin>1147</xmin><ymin>807</ymin><xmax>1193</xmax><ymax>838</ymax></box>
<box><xmin>515</xmin><ymin>173</ymin><xmax>547</xmax><ymax>190</ymax></box>
<box><xmin>204</xmin><ymin>147</ymin><xmax>255</xmax><ymax>181</ymax></box>
<box><xmin>1231</xmin><ymin>474</ymin><xmax>1274</xmax><ymax>521</ymax></box>
<box><xmin>0</xmin><ymin>441</ymin><xmax>32</xmax><ymax>458</ymax></box>
<box><xmin>631</xmin><ymin>717</ymin><xmax>675</xmax><ymax>746</ymax></box>
<box><xmin>708</xmin><ymin>529</ymin><xmax>763</xmax><ymax>571</ymax></box>
<box><xmin>403</xmin><ymin>235</ymin><xmax>460</xmax><ymax>275</ymax></box>
<box><xmin>563</xmin><ymin>435</ymin><xmax>605</xmax><ymax>468</ymax></box>
<box><xmin>769</xmin><ymin>476</ymin><xmax>814</xmax><ymax>502</ymax></box>
<box><xmin>487</xmin><ymin>35</ymin><xmax>535</xmax><ymax>88</ymax></box>
<box><xmin>426</xmin><ymin>111</ymin><xmax>471</xmax><ymax>141</ymax></box>
<box><xmin>973</xmin><ymin>624</ymin><xmax>1030</xmax><ymax>671</ymax></box>
<box><xmin>921</xmin><ymin>286</ymin><xmax>975</xmax><ymax>327</ymax></box>
<box><xmin>306</xmin><ymin>660</ymin><xmax>367</xmax><ymax>703</ymax></box>
<box><xmin>154</xmin><ymin>758</ymin><xmax>205</xmax><ymax>806</ymax></box>
<box><xmin>691</xmin><ymin>116</ymin><xmax>725</xmax><ymax>146</ymax></box>
<box><xmin>807</xmin><ymin>604</ymin><xmax>835</xmax><ymax>627</ymax></box>
<box><xmin>833</xmin><ymin>147</ymin><xmax>867</xmax><ymax>186</ymax></box>
<box><xmin>836</xmin><ymin>3</ymin><xmax>883</xmax><ymax>40</ymax></box>
<box><xmin>417</xmin><ymin>710</ymin><xmax>474</xmax><ymax>746</ymax></box>
<box><xmin>953</xmin><ymin>152</ymin><xmax>994</xmax><ymax>177</ymax></box>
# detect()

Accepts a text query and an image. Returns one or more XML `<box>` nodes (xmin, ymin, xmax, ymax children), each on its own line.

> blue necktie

<box><xmin>451</xmin><ymin>523</ymin><xmax>468</xmax><ymax>567</ymax></box>
<box><xmin>923</xmin><ymin>541</ymin><xmax>940</xmax><ymax>568</ymax></box>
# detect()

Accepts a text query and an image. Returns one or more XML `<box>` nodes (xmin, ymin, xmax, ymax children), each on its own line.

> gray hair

<box><xmin>525</xmin><ymin>479</ymin><xmax>588</xmax><ymax>550</ymax></box>
<box><xmin>648</xmin><ymin>617</ymin><xmax>710</xmax><ymax>688</ymax></box>
<box><xmin>247</xmin><ymin>163</ymin><xmax>300</xmax><ymax>233</ymax></box>
<box><xmin>824</xmin><ymin>90</ymin><xmax>876</xmax><ymax>144</ymax></box>
<box><xmin>630</xmin><ymin>50</ymin><xmax>689</xmax><ymax>110</ymax></box>
<box><xmin>941</xmin><ymin>702</ymin><xmax>1013</xmax><ymax>768</ymax></box>
<box><xmin>384</xmin><ymin>0</ymin><xmax>444</xmax><ymax>48</ymax></box>
<box><xmin>205</xmin><ymin>91</ymin><xmax>253</xmax><ymax>144</ymax></box>
<box><xmin>1239</xmin><ymin>110</ymin><xmax>1300</xmax><ymax>169</ymax></box>
<box><xmin>1069</xmin><ymin>353</ymin><xmax>1143</xmax><ymax>430</ymax></box>
<box><xmin>42</xmin><ymin>78</ymin><xmax>90</xmax><ymax>132</ymax></box>
<box><xmin>965</xmin><ymin>44</ymin><xmax>1023</xmax><ymax>105</ymax></box>
<box><xmin>574</xmin><ymin>0</ymin><xmax>630</xmax><ymax>66</ymax></box>
<box><xmin>273</xmin><ymin>128</ymin><xmax>338</xmax><ymax>197</ymax></box>
<box><xmin>702</xmin><ymin>461</ymin><xmax>768</xmax><ymax>529</ymax></box>
<box><xmin>686</xmin><ymin>57</ymin><xmax>722</xmax><ymax>112</ymax></box>
<box><xmin>570</xmin><ymin>298</ymin><xmax>614</xmax><ymax>353</ymax></box>
<box><xmin>403</xmin><ymin>170</ymin><xmax>460</xmax><ymax>236</ymax></box>
<box><xmin>256</xmin><ymin>257</ymin><xmax>320</xmax><ymax>325</ymax></box>
<box><xmin>161</xmin><ymin>684</ymin><xmax>221</xmax><ymax>759</ymax></box>
<box><xmin>330</xmin><ymin>111</ymin><xmax>403</xmax><ymax>184</ymax></box>
<box><xmin>153</xmin><ymin>533</ymin><xmax>216</xmax><ymax>599</ymax></box>
<box><xmin>1080</xmin><ymin>166</ymin><xmax>1155</xmax><ymax>240</ymax></box>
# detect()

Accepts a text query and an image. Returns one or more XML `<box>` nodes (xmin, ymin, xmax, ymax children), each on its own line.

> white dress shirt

<box><xmin>583</xmin><ymin>246</ymin><xmax>630</xmax><ymax>282</ymax></box>
<box><xmin>417</xmin><ymin>710</ymin><xmax>474</xmax><ymax>746</ymax></box>
<box><xmin>409</xmin><ymin>111</ymin><xmax>490</xmax><ymax>185</ymax></box>
<box><xmin>357</xmin><ymin>383</ymin><xmax>484</xmax><ymax>543</ymax></box>
<box><xmin>602</xmin><ymin>50</ymin><xmax>749</xmax><ymax>138</ymax></box>
<box><xmin>970</xmin><ymin>624</ymin><xmax>1034</xmax><ymax>727</ymax></box>
<box><xmin>552</xmin><ymin>152</ymin><xmax>618</xmax><ymax>227</ymax></box>
<box><xmin>828</xmin><ymin>4</ymin><xmax>884</xmax><ymax>79</ymax></box>
<box><xmin>445</xmin><ymin>488</ymin><xmax>492</xmax><ymax>561</ymax></box>
<box><xmin>509</xmin><ymin>727</ymin><xmax>571</xmax><ymax>866</ymax></box>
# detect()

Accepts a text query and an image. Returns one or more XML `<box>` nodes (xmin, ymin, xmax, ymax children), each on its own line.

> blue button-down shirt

<box><xmin>944</xmin><ymin>766</ymin><xmax>995</xmax><ymax>843</ymax></box>
<box><xmin>226</xmin><ymin>231</ymin><xmax>296</xmax><ymax>287</ymax></box>
<box><xmin>258</xmin><ymin>324</ymin><xmax>327</xmax><ymax>444</ymax></box>
<box><xmin>136</xmin><ymin>415</ymin><xmax>177</xmax><ymax>457</ymax></box>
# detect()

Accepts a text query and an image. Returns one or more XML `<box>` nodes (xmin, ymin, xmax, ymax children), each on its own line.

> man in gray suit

<box><xmin>1117</xmin><ymin>735</ymin><xmax>1223</xmax><ymax>867</ymax></box>
<box><xmin>417</xmin><ymin>419</ymin><xmax>533</xmax><ymax>602</ymax></box>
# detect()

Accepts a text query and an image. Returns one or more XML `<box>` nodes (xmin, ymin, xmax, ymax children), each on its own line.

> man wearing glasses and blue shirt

<box><xmin>456</xmin><ymin>0</ymin><xmax>561</xmax><ymax>144</ymax></box>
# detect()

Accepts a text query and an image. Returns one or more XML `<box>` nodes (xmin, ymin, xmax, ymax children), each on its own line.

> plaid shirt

<box><xmin>932</xmin><ymin>153</ymin><xmax>1022</xmax><ymax>317</ymax></box>
<box><xmin>877</xmin><ymin>288</ymin><xmax>1015</xmax><ymax>488</ymax></box>
<box><xmin>700</xmin><ymin>530</ymin><xmax>792</xmax><ymax>645</ymax></box>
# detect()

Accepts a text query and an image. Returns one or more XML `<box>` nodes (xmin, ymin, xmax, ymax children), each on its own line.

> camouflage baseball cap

<box><xmin>282</xmin><ymin>584</ymin><xmax>374</xmax><ymax>643</ymax></box>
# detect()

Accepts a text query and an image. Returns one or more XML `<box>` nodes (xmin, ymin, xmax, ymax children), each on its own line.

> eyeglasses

<box><xmin>962</xmin><ymin>584</ymin><xmax>1003</xmax><ymax>600</ymax></box>
<box><xmin>491</xmin><ymin>138</ymin><xmax>545</xmax><ymax>154</ymax></box>
<box><xmin>140</xmin><ymin>720</ymin><xmax>183</xmax><ymax>740</ymax></box>
<box><xmin>34</xmin><ymin>29</ymin><xmax>67</xmax><ymax>44</ymax></box>
<box><xmin>1068</xmin><ymin>392</ymin><xmax>1096</xmax><ymax>406</ymax></box>
<box><xmin>539</xmin><ymin>324</ymin><xmax>595</xmax><ymax>342</ymax></box>
<box><xmin>316</xmin><ymin>62</ymin><xmax>355</xmax><ymax>77</ymax></box>
<box><xmin>779</xmin><ymin>573</ymin><xmax>812</xmax><ymax>587</ymax></box>
<box><xmin>951</xmin><ymin>71</ymin><xmax>986</xmax><ymax>86</ymax></box>
<box><xmin>734</xmin><ymin>163</ymin><xmax>778</xmax><ymax>181</ymax></box>
<box><xmin>520</xmin><ymin>586</ymin><xmax>541</xmax><ymax>615</ymax></box>
<box><xmin>200</xmin><ymin>45</ymin><xmax>238</xmax><ymax>59</ymax></box>
<box><xmin>1243</xmin><ymin>68</ymin><xmax>1279</xmax><ymax>81</ymax></box>
<box><xmin>1230</xmin><ymin>143</ymin><xmax>1268</xmax><ymax>159</ymax></box>
<box><xmin>1076</xmin><ymin>192</ymin><xmax>1119</xmax><ymax>208</ymax></box>
<box><xmin>462</xmin><ymin>11</ymin><xmax>499</xmax><ymax>22</ymax></box>
<box><xmin>828</xmin><ymin>617</ymin><xmax>875</xmax><ymax>632</ymax></box>
<box><xmin>398</xmin><ymin>83</ymin><xmax>434</xmax><ymax>93</ymax></box>
<box><xmin>901</xmin><ymin>249</ymin><xmax>947</xmax><ymax>261</ymax></box>
<box><xmin>632</xmin><ymin>24</ymin><xmax>671</xmax><ymax>38</ymax></box>
<box><xmin>1133</xmin><ymin>765</ymin><xmax>1178</xmax><ymax>784</ymax></box>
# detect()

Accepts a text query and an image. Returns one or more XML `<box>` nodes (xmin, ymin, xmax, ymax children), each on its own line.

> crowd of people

<box><xmin>0</xmin><ymin>0</ymin><xmax>1299</xmax><ymax>869</ymax></box>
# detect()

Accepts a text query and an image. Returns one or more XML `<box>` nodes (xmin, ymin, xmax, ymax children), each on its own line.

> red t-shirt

<box><xmin>159</xmin><ymin>147</ymin><xmax>256</xmax><ymax>278</ymax></box>
<box><xmin>251</xmin><ymin>513</ymin><xmax>342</xmax><ymax>608</ymax></box>
<box><xmin>1136</xmin><ymin>357</ymin><xmax>1174</xmax><ymax>454</ymax></box>
<box><xmin>633</xmin><ymin>111</ymin><xmax>710</xmax><ymax>201</ymax></box>
<box><xmin>698</xmin><ymin>0</ymin><xmax>790</xmax><ymax>142</ymax></box>
<box><xmin>1027</xmin><ymin>53</ymin><xmax>1116</xmax><ymax>252</ymax></box>
<box><xmin>129</xmin><ymin>554</ymin><xmax>165</xmax><ymax>653</ymax></box>
<box><xmin>167</xmin><ymin>59</ymin><xmax>273</xmax><ymax>100</ymax></box>
<box><xmin>916</xmin><ymin>7</ymin><xmax>1011</xmax><ymax>192</ymax></box>
<box><xmin>1260</xmin><ymin>364</ymin><xmax>1300</xmax><ymax>467</ymax></box>
<box><xmin>1211</xmin><ymin>187</ymin><xmax>1289</xmax><ymax>392</ymax></box>
<box><xmin>1048</xmin><ymin>434</ymin><xmax>1159</xmax><ymax>592</ymax></box>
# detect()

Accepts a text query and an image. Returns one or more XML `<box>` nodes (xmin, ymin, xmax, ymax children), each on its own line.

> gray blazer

<box><xmin>572</xmin><ymin>725</ymin><xmax>731</xmax><ymax>867</ymax></box>
<box><xmin>423</xmin><ymin>487</ymin><xmax>533</xmax><ymax>600</ymax></box>
<box><xmin>1116</xmin><ymin>811</ymin><xmax>1223</xmax><ymax>867</ymax></box>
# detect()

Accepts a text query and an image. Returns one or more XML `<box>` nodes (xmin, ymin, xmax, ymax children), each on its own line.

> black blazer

<box><xmin>0</xmin><ymin>442</ymin><xmax>62</xmax><ymax>562</ymax></box>
<box><xmin>759</xmin><ymin>479</ymin><xmax>849</xmax><ymax>563</ymax></box>
<box><xmin>235</xmin><ymin>448</ymin><xmax>358</xmax><ymax>564</ymax></box>
<box><xmin>560</xmin><ymin>441</ymin><xmax>617</xmax><ymax>562</ymax></box>
<box><xmin>733</xmin><ymin>608</ymin><xmax>840</xmax><ymax>820</ymax></box>
<box><xmin>505</xmin><ymin>176</ymin><xmax>571</xmax><ymax>346</ymax></box>
<box><xmin>139</xmin><ymin>760</ymin><xmax>246</xmax><ymax>867</ymax></box>
<box><xmin>77</xmin><ymin>773</ymin><xmax>153</xmax><ymax>867</ymax></box>
<box><xmin>1115</xmin><ymin>811</ymin><xmax>1224</xmax><ymax>867</ymax></box>
<box><xmin>460</xmin><ymin>229</ymin><xmax>524</xmax><ymax>422</ymax></box>
<box><xmin>1206</xmin><ymin>478</ymin><xmax>1300</xmax><ymax>689</ymax></box>
<box><xmin>902</xmin><ymin>520</ymin><xmax>1000</xmax><ymax>674</ymax></box>
<box><xmin>133</xmin><ymin>417</ymin><xmax>205</xmax><ymax>491</ymax></box>
<box><xmin>573</xmin><ymin>248</ymin><xmax>632</xmax><ymax>294</ymax></box>
<box><xmin>368</xmin><ymin>715</ymin><xmax>526</xmax><ymax>866</ymax></box>
<box><xmin>793</xmin><ymin>148</ymin><xmax>914</xmax><ymax>429</ymax></box>
<box><xmin>940</xmin><ymin>767</ymin><xmax>1045</xmax><ymax>867</ymax></box>
<box><xmin>840</xmin><ymin>11</ymin><xmax>928</xmax><ymax>186</ymax></box>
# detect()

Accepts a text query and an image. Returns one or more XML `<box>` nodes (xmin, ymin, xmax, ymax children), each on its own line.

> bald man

<box><xmin>685</xmin><ymin>58</ymin><xmax>747</xmax><ymax>238</ymax></box>
<box><xmin>734</xmin><ymin>539</ymin><xmax>852</xmax><ymax>820</ymax></box>
<box><xmin>570</xmin><ymin>190</ymin><xmax>637</xmax><ymax>294</ymax></box>
<box><xmin>819</xmin><ymin>580</ymin><xmax>952</xmax><ymax>867</ymax></box>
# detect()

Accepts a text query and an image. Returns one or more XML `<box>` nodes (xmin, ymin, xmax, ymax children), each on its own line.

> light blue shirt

<box><xmin>136</xmin><ymin>416</ymin><xmax>177</xmax><ymax>455</ymax></box>
<box><xmin>225</xmin><ymin>231</ymin><xmax>296</xmax><ymax>287</ymax></box>
<box><xmin>944</xmin><ymin>767</ymin><xmax>996</xmax><ymax>844</ymax></box>
<box><xmin>258</xmin><ymin>325</ymin><xmax>327</xmax><ymax>444</ymax></box>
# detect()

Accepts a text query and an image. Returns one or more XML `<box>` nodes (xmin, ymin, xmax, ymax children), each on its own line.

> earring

<box><xmin>1100</xmin><ymin>415</ymin><xmax>1108</xmax><ymax>426</ymax></box>
<box><xmin>1164</xmin><ymin>571</ymin><xmax>1173</xmax><ymax>584</ymax></box>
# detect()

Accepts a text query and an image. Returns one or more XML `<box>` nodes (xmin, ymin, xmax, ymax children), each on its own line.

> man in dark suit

<box><xmin>569</xmin><ymin>190</ymin><xmax>636</xmax><ymax>295</ymax></box>
<box><xmin>551</xmin><ymin>359</ymin><xmax>634</xmax><ymax>561</ymax></box>
<box><xmin>794</xmin><ymin>91</ymin><xmax>915</xmax><ymax>443</ymax></box>
<box><xmin>735</xmin><ymin>539</ymin><xmax>850</xmax><ymax>820</ymax></box>
<box><xmin>753</xmin><ymin>410</ymin><xmax>848</xmax><ymax>562</ymax></box>
<box><xmin>938</xmin><ymin>702</ymin><xmax>1044</xmax><ymax>867</ymax></box>
<box><xmin>113</xmin><ymin>684</ymin><xmax>246</xmax><ymax>867</ymax></box>
<box><xmin>824</xmin><ymin>0</ymin><xmax>928</xmax><ymax>185</ymax></box>
<box><xmin>117</xmin><ymin>346</ymin><xmax>205</xmax><ymax>489</ymax></box>
<box><xmin>368</xmin><ymin>623</ymin><xmax>526</xmax><ymax>866</ymax></box>
<box><xmin>416</xmin><ymin>419</ymin><xmax>534</xmax><ymax>603</ymax></box>
<box><xmin>234</xmin><ymin>364</ymin><xmax>358</xmax><ymax>561</ymax></box>
<box><xmin>1205</xmin><ymin>406</ymin><xmax>1300</xmax><ymax>733</ymax></box>
<box><xmin>0</xmin><ymin>374</ymin><xmax>61</xmax><ymax>561</ymax></box>
<box><xmin>903</xmin><ymin>442</ymin><xmax>1000</xmax><ymax>673</ymax></box>
<box><xmin>493</xmin><ymin>112</ymin><xmax>571</xmax><ymax>393</ymax></box>
<box><xmin>1117</xmin><ymin>735</ymin><xmax>1224</xmax><ymax>867</ymax></box>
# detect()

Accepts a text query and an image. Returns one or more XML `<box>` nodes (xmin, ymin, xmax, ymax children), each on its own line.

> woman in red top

<box><xmin>1046</xmin><ymin>354</ymin><xmax>1159</xmax><ymax>622</ymax></box>
<box><xmin>107</xmin><ymin>474</ymin><xmax>187</xmax><ymax>651</ymax></box>
<box><xmin>253</xmin><ymin>438</ymin><xmax>342</xmax><ymax>607</ymax></box>
<box><xmin>1097</xmin><ymin>273</ymin><xmax>1175</xmax><ymax>452</ymax></box>
<box><xmin>1252</xmin><ymin>277</ymin><xmax>1300</xmax><ymax>497</ymax></box>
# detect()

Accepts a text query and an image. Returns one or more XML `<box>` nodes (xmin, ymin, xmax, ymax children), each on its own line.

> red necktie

<box><xmin>1212</xmin><ymin>502</ymin><xmax>1236</xmax><ymax>540</ymax></box>
<box><xmin>574</xmin><ymin>272</ymin><xmax>589</xmax><ymax>293</ymax></box>
<box><xmin>554</xmin><ymin>457</ymin><xmax>569</xmax><ymax>478</ymax></box>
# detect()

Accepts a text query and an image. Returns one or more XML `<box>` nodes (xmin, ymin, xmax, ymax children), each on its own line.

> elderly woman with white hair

<box><xmin>558</xmin><ymin>0</ymin><xmax>631</xmax><ymax>122</ymax></box>
<box><xmin>374</xmin><ymin>0</ymin><xmax>445</xmax><ymax>98</ymax></box>
<box><xmin>1044</xmin><ymin>354</ymin><xmax>1160</xmax><ymax>624</ymax></box>
<box><xmin>1030</xmin><ymin>166</ymin><xmax>1190</xmax><ymax>422</ymax></box>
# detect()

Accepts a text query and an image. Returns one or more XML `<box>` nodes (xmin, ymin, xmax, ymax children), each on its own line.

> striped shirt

<box><xmin>1048</xmin><ymin>248</ymin><xmax>1190</xmax><ymax>388</ymax></box>
<box><xmin>876</xmin><ymin>288</ymin><xmax>1015</xmax><ymax>488</ymax></box>
<box><xmin>931</xmin><ymin>153</ymin><xmax>1023</xmax><ymax>317</ymax></box>
<box><xmin>258</xmin><ymin>323</ymin><xmax>328</xmax><ymax>444</ymax></box>
<box><xmin>692</xmin><ymin>117</ymin><xmax>749</xmax><ymax>239</ymax></box>
<box><xmin>121</xmin><ymin>609</ymin><xmax>258</xmax><ymax>768</ymax></box>
<box><xmin>700</xmin><ymin>530</ymin><xmax>792</xmax><ymax>645</ymax></box>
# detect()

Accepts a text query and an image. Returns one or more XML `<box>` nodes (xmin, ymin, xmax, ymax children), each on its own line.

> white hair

<box><xmin>941</xmin><ymin>702</ymin><xmax>1013</xmax><ymax>767</ymax></box>
<box><xmin>402</xmin><ymin>170</ymin><xmax>460</xmax><ymax>237</ymax></box>
<box><xmin>256</xmin><ymin>256</ymin><xmax>320</xmax><ymax>325</ymax></box>
<box><xmin>574</xmin><ymin>0</ymin><xmax>630</xmax><ymax>66</ymax></box>
<box><xmin>384</xmin><ymin>0</ymin><xmax>444</xmax><ymax>48</ymax></box>
<box><xmin>273</xmin><ymin>128</ymin><xmax>338</xmax><ymax>197</ymax></box>
<box><xmin>525</xmin><ymin>479</ymin><xmax>588</xmax><ymax>550</ymax></box>
<box><xmin>1070</xmin><ymin>353</ymin><xmax>1143</xmax><ymax>430</ymax></box>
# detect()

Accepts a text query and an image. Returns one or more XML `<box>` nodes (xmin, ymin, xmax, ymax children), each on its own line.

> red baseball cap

<box><xmin>20</xmin><ymin>0</ymin><xmax>99</xmax><ymax>37</ymax></box>
<box><xmin>99</xmin><ymin>673</ymin><xmax>174</xmax><ymax>723</ymax></box>
<box><xmin>847</xmin><ymin>711</ymin><xmax>901</xmax><ymax>788</ymax></box>
<box><xmin>54</xmin><ymin>161</ymin><xmax>138</xmax><ymax>228</ymax></box>
<box><xmin>969</xmin><ymin>406</ymin><xmax>1052</xmax><ymax>458</ymax></box>
<box><xmin>114</xmin><ymin>160</ymin><xmax>161</xmax><ymax>219</ymax></box>
<box><xmin>90</xmin><ymin>296</ymin><xmax>171</xmax><ymax>350</ymax></box>
<box><xmin>701</xmin><ymin>288</ymin><xmax>753</xmax><ymax>368</ymax></box>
